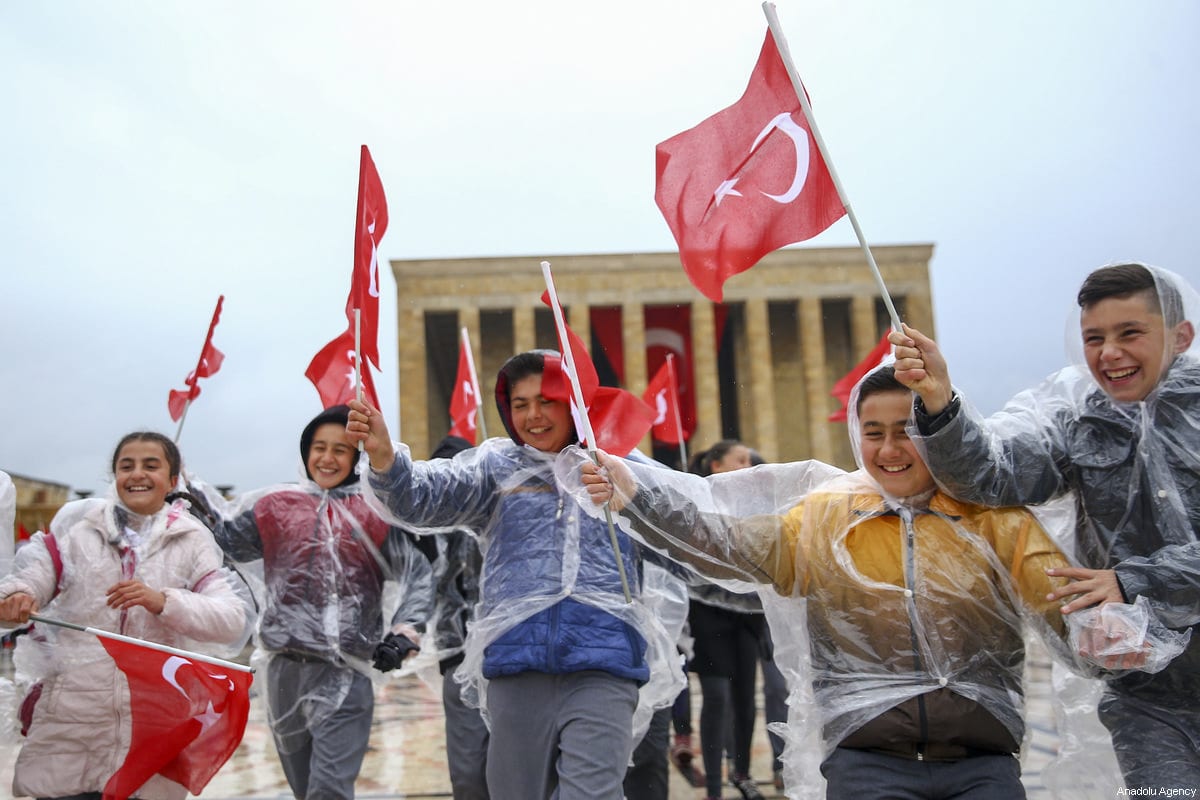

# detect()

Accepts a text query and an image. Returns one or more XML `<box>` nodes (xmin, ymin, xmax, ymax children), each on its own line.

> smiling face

<box><xmin>306</xmin><ymin>422</ymin><xmax>358</xmax><ymax>489</ymax></box>
<box><xmin>1081</xmin><ymin>292</ymin><xmax>1194</xmax><ymax>403</ymax></box>
<box><xmin>509</xmin><ymin>373</ymin><xmax>573</xmax><ymax>453</ymax></box>
<box><xmin>114</xmin><ymin>439</ymin><xmax>177</xmax><ymax>515</ymax></box>
<box><xmin>858</xmin><ymin>390</ymin><xmax>935</xmax><ymax>499</ymax></box>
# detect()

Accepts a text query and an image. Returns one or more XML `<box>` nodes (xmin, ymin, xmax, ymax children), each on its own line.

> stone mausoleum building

<box><xmin>388</xmin><ymin>244</ymin><xmax>934</xmax><ymax>471</ymax></box>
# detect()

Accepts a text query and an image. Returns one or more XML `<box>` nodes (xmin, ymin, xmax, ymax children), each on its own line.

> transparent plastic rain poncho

<box><xmin>909</xmin><ymin>263</ymin><xmax>1200</xmax><ymax>789</ymax></box>
<box><xmin>0</xmin><ymin>470</ymin><xmax>14</xmax><ymax>576</ymax></box>
<box><xmin>360</xmin><ymin>438</ymin><xmax>685</xmax><ymax>743</ymax></box>
<box><xmin>554</xmin><ymin>368</ymin><xmax>1186</xmax><ymax>798</ymax></box>
<box><xmin>0</xmin><ymin>491</ymin><xmax>252</xmax><ymax>799</ymax></box>
<box><xmin>194</xmin><ymin>467</ymin><xmax>434</xmax><ymax>753</ymax></box>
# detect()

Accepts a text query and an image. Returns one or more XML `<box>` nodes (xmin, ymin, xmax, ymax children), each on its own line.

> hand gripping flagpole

<box><xmin>541</xmin><ymin>261</ymin><xmax>633</xmax><ymax>604</ymax></box>
<box><xmin>461</xmin><ymin>326</ymin><xmax>488</xmax><ymax>439</ymax></box>
<box><xmin>762</xmin><ymin>2</ymin><xmax>902</xmax><ymax>333</ymax></box>
<box><xmin>30</xmin><ymin>614</ymin><xmax>254</xmax><ymax>673</ymax></box>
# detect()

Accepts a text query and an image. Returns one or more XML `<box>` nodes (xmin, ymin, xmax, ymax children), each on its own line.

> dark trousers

<box><xmin>624</xmin><ymin>706</ymin><xmax>671</xmax><ymax>800</ymax></box>
<box><xmin>1099</xmin><ymin>690</ymin><xmax>1200</xmax><ymax>792</ymax></box>
<box><xmin>820</xmin><ymin>747</ymin><xmax>1024</xmax><ymax>800</ymax></box>
<box><xmin>443</xmin><ymin>669</ymin><xmax>491</xmax><ymax>800</ymax></box>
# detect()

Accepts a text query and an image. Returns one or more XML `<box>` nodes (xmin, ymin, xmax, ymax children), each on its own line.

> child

<box><xmin>573</xmin><ymin>367</ymin><xmax>1142</xmax><ymax>798</ymax></box>
<box><xmin>890</xmin><ymin>262</ymin><xmax>1200</xmax><ymax>791</ymax></box>
<box><xmin>209</xmin><ymin>404</ymin><xmax>433</xmax><ymax>800</ymax></box>
<box><xmin>348</xmin><ymin>349</ymin><xmax>679</xmax><ymax>800</ymax></box>
<box><xmin>0</xmin><ymin>431</ymin><xmax>248</xmax><ymax>800</ymax></box>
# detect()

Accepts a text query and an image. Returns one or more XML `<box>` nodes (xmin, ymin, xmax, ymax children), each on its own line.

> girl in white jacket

<box><xmin>0</xmin><ymin>431</ymin><xmax>249</xmax><ymax>800</ymax></box>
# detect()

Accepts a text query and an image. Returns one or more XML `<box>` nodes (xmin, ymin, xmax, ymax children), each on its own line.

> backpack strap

<box><xmin>42</xmin><ymin>533</ymin><xmax>64</xmax><ymax>598</ymax></box>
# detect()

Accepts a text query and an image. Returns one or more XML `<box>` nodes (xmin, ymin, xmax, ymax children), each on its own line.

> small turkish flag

<box><xmin>100</xmin><ymin>637</ymin><xmax>252</xmax><ymax>800</ymax></box>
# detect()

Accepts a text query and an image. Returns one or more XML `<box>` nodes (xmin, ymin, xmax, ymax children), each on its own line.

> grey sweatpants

<box><xmin>268</xmin><ymin>655</ymin><xmax>375</xmax><ymax>800</ymax></box>
<box><xmin>485</xmin><ymin>670</ymin><xmax>639</xmax><ymax>800</ymax></box>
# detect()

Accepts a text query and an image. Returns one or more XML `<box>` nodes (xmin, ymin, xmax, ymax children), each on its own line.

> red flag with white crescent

<box><xmin>655</xmin><ymin>30</ymin><xmax>845</xmax><ymax>302</ymax></box>
<box><xmin>447</xmin><ymin>337</ymin><xmax>480</xmax><ymax>444</ymax></box>
<box><xmin>643</xmin><ymin>357</ymin><xmax>684</xmax><ymax>445</ymax></box>
<box><xmin>347</xmin><ymin>145</ymin><xmax>389</xmax><ymax>370</ymax></box>
<box><xmin>167</xmin><ymin>296</ymin><xmax>226</xmax><ymax>422</ymax></box>
<box><xmin>305</xmin><ymin>327</ymin><xmax>381</xmax><ymax>410</ymax></box>
<box><xmin>99</xmin><ymin>637</ymin><xmax>252</xmax><ymax>800</ymax></box>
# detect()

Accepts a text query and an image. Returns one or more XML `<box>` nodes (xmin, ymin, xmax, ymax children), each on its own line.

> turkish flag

<box><xmin>828</xmin><ymin>332</ymin><xmax>893</xmax><ymax>422</ymax></box>
<box><xmin>643</xmin><ymin>357</ymin><xmax>684</xmax><ymax>445</ymax></box>
<box><xmin>168</xmin><ymin>296</ymin><xmax>226</xmax><ymax>422</ymax></box>
<box><xmin>347</xmin><ymin>145</ymin><xmax>389</xmax><ymax>370</ymax></box>
<box><xmin>538</xmin><ymin>292</ymin><xmax>655</xmax><ymax>456</ymax></box>
<box><xmin>99</xmin><ymin>637</ymin><xmax>252</xmax><ymax>800</ymax></box>
<box><xmin>305</xmin><ymin>327</ymin><xmax>381</xmax><ymax>410</ymax></box>
<box><xmin>644</xmin><ymin>306</ymin><xmax>696</xmax><ymax>441</ymax></box>
<box><xmin>656</xmin><ymin>30</ymin><xmax>846</xmax><ymax>302</ymax></box>
<box><xmin>447</xmin><ymin>337</ymin><xmax>480</xmax><ymax>444</ymax></box>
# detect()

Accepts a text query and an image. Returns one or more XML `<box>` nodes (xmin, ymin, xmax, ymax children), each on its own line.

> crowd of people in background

<box><xmin>0</xmin><ymin>261</ymin><xmax>1197</xmax><ymax>799</ymax></box>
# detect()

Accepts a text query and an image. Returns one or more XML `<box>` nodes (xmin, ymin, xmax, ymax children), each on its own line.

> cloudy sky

<box><xmin>2</xmin><ymin>1</ymin><xmax>1197</xmax><ymax>496</ymax></box>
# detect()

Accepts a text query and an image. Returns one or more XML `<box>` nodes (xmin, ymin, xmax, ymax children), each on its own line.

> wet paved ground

<box><xmin>0</xmin><ymin>640</ymin><xmax>1071</xmax><ymax>799</ymax></box>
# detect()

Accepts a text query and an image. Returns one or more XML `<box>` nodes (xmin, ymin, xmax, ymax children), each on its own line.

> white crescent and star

<box><xmin>712</xmin><ymin>111</ymin><xmax>813</xmax><ymax>207</ymax></box>
<box><xmin>652</xmin><ymin>389</ymin><xmax>668</xmax><ymax>425</ymax></box>
<box><xmin>160</xmin><ymin>656</ymin><xmax>229</xmax><ymax>734</ymax></box>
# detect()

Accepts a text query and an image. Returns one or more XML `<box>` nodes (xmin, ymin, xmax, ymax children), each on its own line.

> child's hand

<box><xmin>0</xmin><ymin>591</ymin><xmax>38</xmax><ymax>625</ymax></box>
<box><xmin>348</xmin><ymin>398</ymin><xmax>395</xmax><ymax>472</ymax></box>
<box><xmin>581</xmin><ymin>451</ymin><xmax>637</xmax><ymax>511</ymax></box>
<box><xmin>106</xmin><ymin>580</ymin><xmax>167</xmax><ymax>615</ymax></box>
<box><xmin>889</xmin><ymin>324</ymin><xmax>954</xmax><ymax>414</ymax></box>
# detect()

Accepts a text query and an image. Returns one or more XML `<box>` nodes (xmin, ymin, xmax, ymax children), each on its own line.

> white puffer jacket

<box><xmin>0</xmin><ymin>497</ymin><xmax>247</xmax><ymax>800</ymax></box>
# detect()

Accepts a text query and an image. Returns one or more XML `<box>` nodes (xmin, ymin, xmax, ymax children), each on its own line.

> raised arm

<box><xmin>580</xmin><ymin>451</ymin><xmax>797</xmax><ymax>593</ymax></box>
<box><xmin>890</xmin><ymin>324</ymin><xmax>1070</xmax><ymax>507</ymax></box>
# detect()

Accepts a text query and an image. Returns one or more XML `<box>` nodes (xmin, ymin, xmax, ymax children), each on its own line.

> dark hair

<box><xmin>111</xmin><ymin>432</ymin><xmax>181</xmax><ymax>480</ymax></box>
<box><xmin>497</xmin><ymin>351</ymin><xmax>548</xmax><ymax>402</ymax></box>
<box><xmin>299</xmin><ymin>405</ymin><xmax>358</xmax><ymax>489</ymax></box>
<box><xmin>854</xmin><ymin>365</ymin><xmax>910</xmax><ymax>415</ymax></box>
<box><xmin>1078</xmin><ymin>263</ymin><xmax>1183</xmax><ymax>327</ymax></box>
<box><xmin>430</xmin><ymin>435</ymin><xmax>473</xmax><ymax>460</ymax></box>
<box><xmin>688</xmin><ymin>439</ymin><xmax>744</xmax><ymax>477</ymax></box>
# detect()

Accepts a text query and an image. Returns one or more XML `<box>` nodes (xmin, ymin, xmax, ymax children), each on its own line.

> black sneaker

<box><xmin>731</xmin><ymin>774</ymin><xmax>765</xmax><ymax>800</ymax></box>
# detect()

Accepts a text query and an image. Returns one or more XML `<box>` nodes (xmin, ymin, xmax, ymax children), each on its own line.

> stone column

<box><xmin>800</xmin><ymin>296</ymin><xmax>833</xmax><ymax>463</ymax></box>
<box><xmin>691</xmin><ymin>299</ymin><xmax>720</xmax><ymax>453</ymax></box>
<box><xmin>621</xmin><ymin>302</ymin><xmax>648</xmax><ymax>453</ymax></box>
<box><xmin>851</xmin><ymin>294</ymin><xmax>878</xmax><ymax>356</ymax></box>
<box><xmin>397</xmin><ymin>303</ymin><xmax>429</xmax><ymax>459</ymax></box>
<box><xmin>744</xmin><ymin>297</ymin><xmax>778</xmax><ymax>462</ymax></box>
<box><xmin>513</xmin><ymin>304</ymin><xmax>536</xmax><ymax>356</ymax></box>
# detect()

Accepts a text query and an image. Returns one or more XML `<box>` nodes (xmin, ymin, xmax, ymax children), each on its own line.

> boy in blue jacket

<box><xmin>349</xmin><ymin>350</ymin><xmax>677</xmax><ymax>800</ymax></box>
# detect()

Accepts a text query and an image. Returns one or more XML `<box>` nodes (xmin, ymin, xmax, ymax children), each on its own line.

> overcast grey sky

<box><xmin>2</xmin><ymin>1</ymin><xmax>1197</xmax><ymax>495</ymax></box>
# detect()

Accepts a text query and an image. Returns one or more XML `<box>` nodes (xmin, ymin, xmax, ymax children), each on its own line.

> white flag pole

<box><xmin>540</xmin><ymin>261</ymin><xmax>633</xmax><ymax>604</ymax></box>
<box><xmin>461</xmin><ymin>326</ymin><xmax>488</xmax><ymax>440</ymax></box>
<box><xmin>174</xmin><ymin>400</ymin><xmax>192</xmax><ymax>445</ymax></box>
<box><xmin>666</xmin><ymin>354</ymin><xmax>688</xmax><ymax>469</ymax></box>
<box><xmin>354</xmin><ymin>308</ymin><xmax>365</xmax><ymax>452</ymax></box>
<box><xmin>30</xmin><ymin>614</ymin><xmax>254</xmax><ymax>673</ymax></box>
<box><xmin>761</xmin><ymin>2</ymin><xmax>902</xmax><ymax>333</ymax></box>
